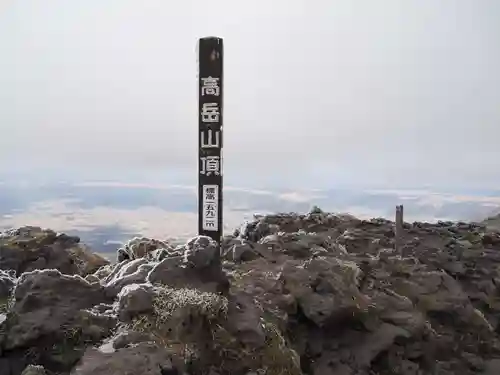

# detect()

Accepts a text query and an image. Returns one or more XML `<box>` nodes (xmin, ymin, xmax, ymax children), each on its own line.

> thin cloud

<box><xmin>0</xmin><ymin>1</ymin><xmax>498</xmax><ymax>189</ymax></box>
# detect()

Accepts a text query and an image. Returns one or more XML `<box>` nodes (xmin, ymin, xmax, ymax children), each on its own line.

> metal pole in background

<box><xmin>395</xmin><ymin>204</ymin><xmax>404</xmax><ymax>253</ymax></box>
<box><xmin>198</xmin><ymin>37</ymin><xmax>223</xmax><ymax>264</ymax></box>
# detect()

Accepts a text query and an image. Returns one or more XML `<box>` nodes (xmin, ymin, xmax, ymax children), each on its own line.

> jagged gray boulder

<box><xmin>117</xmin><ymin>283</ymin><xmax>154</xmax><ymax>322</ymax></box>
<box><xmin>103</xmin><ymin>258</ymin><xmax>155</xmax><ymax>297</ymax></box>
<box><xmin>107</xmin><ymin>330</ymin><xmax>156</xmax><ymax>350</ymax></box>
<box><xmin>280</xmin><ymin>256</ymin><xmax>366</xmax><ymax>326</ymax></box>
<box><xmin>147</xmin><ymin>236</ymin><xmax>229</xmax><ymax>294</ymax></box>
<box><xmin>70</xmin><ymin>342</ymin><xmax>177</xmax><ymax>375</ymax></box>
<box><xmin>0</xmin><ymin>270</ymin><xmax>116</xmax><ymax>374</ymax></box>
<box><xmin>222</xmin><ymin>238</ymin><xmax>264</xmax><ymax>263</ymax></box>
<box><xmin>0</xmin><ymin>227</ymin><xmax>108</xmax><ymax>277</ymax></box>
<box><xmin>182</xmin><ymin>235</ymin><xmax>219</xmax><ymax>268</ymax></box>
<box><xmin>0</xmin><ymin>270</ymin><xmax>15</xmax><ymax>302</ymax></box>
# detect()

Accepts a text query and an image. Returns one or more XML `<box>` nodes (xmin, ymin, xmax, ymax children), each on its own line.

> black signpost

<box><xmin>198</xmin><ymin>37</ymin><xmax>223</xmax><ymax>261</ymax></box>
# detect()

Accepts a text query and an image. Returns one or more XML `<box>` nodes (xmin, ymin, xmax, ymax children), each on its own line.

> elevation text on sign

<box><xmin>202</xmin><ymin>185</ymin><xmax>219</xmax><ymax>231</ymax></box>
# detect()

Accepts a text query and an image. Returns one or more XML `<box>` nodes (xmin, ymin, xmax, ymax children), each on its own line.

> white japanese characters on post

<box><xmin>200</xmin><ymin>129</ymin><xmax>220</xmax><ymax>148</ymax></box>
<box><xmin>201</xmin><ymin>102</ymin><xmax>220</xmax><ymax>122</ymax></box>
<box><xmin>201</xmin><ymin>77</ymin><xmax>220</xmax><ymax>96</ymax></box>
<box><xmin>198</xmin><ymin>37</ymin><xmax>223</xmax><ymax>249</ymax></box>
<box><xmin>202</xmin><ymin>185</ymin><xmax>219</xmax><ymax>230</ymax></box>
<box><xmin>200</xmin><ymin>156</ymin><xmax>221</xmax><ymax>176</ymax></box>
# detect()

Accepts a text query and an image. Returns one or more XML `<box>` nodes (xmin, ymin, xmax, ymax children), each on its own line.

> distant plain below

<box><xmin>0</xmin><ymin>181</ymin><xmax>499</xmax><ymax>258</ymax></box>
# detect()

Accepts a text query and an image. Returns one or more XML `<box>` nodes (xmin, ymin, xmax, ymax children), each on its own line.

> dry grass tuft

<box><xmin>210</xmin><ymin>318</ymin><xmax>302</xmax><ymax>375</ymax></box>
<box><xmin>129</xmin><ymin>285</ymin><xmax>301</xmax><ymax>374</ymax></box>
<box><xmin>129</xmin><ymin>286</ymin><xmax>228</xmax><ymax>348</ymax></box>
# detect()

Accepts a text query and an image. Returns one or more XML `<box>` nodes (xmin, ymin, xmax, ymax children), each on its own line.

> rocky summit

<box><xmin>2</xmin><ymin>211</ymin><xmax>500</xmax><ymax>375</ymax></box>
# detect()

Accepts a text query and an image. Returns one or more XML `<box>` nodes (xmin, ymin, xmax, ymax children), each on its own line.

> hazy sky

<box><xmin>1</xmin><ymin>0</ymin><xmax>499</xmax><ymax>190</ymax></box>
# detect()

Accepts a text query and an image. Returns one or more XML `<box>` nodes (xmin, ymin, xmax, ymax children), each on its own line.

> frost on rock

<box><xmin>103</xmin><ymin>258</ymin><xmax>155</xmax><ymax>296</ymax></box>
<box><xmin>147</xmin><ymin>235</ymin><xmax>229</xmax><ymax>294</ymax></box>
<box><xmin>20</xmin><ymin>365</ymin><xmax>47</xmax><ymax>375</ymax></box>
<box><xmin>2</xmin><ymin>211</ymin><xmax>500</xmax><ymax>374</ymax></box>
<box><xmin>0</xmin><ymin>269</ymin><xmax>16</xmax><ymax>304</ymax></box>
<box><xmin>116</xmin><ymin>237</ymin><xmax>174</xmax><ymax>262</ymax></box>
<box><xmin>181</xmin><ymin>235</ymin><xmax>220</xmax><ymax>268</ymax></box>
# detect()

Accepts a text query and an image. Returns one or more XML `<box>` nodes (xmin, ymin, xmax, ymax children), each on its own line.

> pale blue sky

<box><xmin>1</xmin><ymin>0</ymin><xmax>499</xmax><ymax>190</ymax></box>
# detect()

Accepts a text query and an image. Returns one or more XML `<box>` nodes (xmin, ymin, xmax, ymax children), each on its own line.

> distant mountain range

<box><xmin>0</xmin><ymin>181</ymin><xmax>499</xmax><ymax>253</ymax></box>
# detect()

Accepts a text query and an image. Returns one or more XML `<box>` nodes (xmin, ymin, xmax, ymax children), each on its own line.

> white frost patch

<box><xmin>97</xmin><ymin>340</ymin><xmax>115</xmax><ymax>353</ymax></box>
<box><xmin>117</xmin><ymin>282</ymin><xmax>152</xmax><ymax>300</ymax></box>
<box><xmin>17</xmin><ymin>268</ymin><xmax>88</xmax><ymax>283</ymax></box>
<box><xmin>105</xmin><ymin>258</ymin><xmax>149</xmax><ymax>286</ymax></box>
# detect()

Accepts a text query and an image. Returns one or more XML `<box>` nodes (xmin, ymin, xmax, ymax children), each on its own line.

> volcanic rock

<box><xmin>2</xmin><ymin>211</ymin><xmax>500</xmax><ymax>374</ymax></box>
<box><xmin>0</xmin><ymin>227</ymin><xmax>108</xmax><ymax>277</ymax></box>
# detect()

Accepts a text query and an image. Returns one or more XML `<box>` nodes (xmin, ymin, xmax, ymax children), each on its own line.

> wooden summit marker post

<box><xmin>198</xmin><ymin>37</ymin><xmax>223</xmax><ymax>264</ymax></box>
